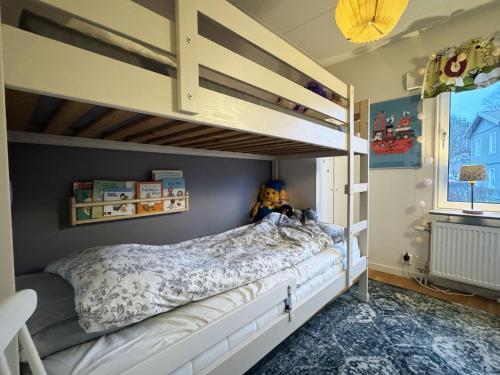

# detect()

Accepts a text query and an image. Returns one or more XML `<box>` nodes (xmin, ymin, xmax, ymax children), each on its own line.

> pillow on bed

<box><xmin>16</xmin><ymin>273</ymin><xmax>115</xmax><ymax>358</ymax></box>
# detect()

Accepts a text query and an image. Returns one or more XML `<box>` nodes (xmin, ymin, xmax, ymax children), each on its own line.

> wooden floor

<box><xmin>368</xmin><ymin>269</ymin><xmax>500</xmax><ymax>316</ymax></box>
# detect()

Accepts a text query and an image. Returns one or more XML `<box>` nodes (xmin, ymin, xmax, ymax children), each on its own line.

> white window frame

<box><xmin>475</xmin><ymin>137</ymin><xmax>481</xmax><ymax>157</ymax></box>
<box><xmin>489</xmin><ymin>131</ymin><xmax>497</xmax><ymax>154</ymax></box>
<box><xmin>435</xmin><ymin>93</ymin><xmax>499</xmax><ymax>212</ymax></box>
<box><xmin>489</xmin><ymin>167</ymin><xmax>496</xmax><ymax>189</ymax></box>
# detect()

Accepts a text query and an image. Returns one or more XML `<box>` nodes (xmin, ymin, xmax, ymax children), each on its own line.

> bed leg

<box><xmin>357</xmin><ymin>270</ymin><xmax>369</xmax><ymax>303</ymax></box>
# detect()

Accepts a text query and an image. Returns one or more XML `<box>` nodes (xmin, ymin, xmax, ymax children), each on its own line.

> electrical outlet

<box><xmin>401</xmin><ymin>252</ymin><xmax>418</xmax><ymax>275</ymax></box>
<box><xmin>402</xmin><ymin>252</ymin><xmax>412</xmax><ymax>264</ymax></box>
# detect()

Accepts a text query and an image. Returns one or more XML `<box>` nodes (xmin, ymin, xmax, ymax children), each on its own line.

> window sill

<box><xmin>430</xmin><ymin>208</ymin><xmax>500</xmax><ymax>220</ymax></box>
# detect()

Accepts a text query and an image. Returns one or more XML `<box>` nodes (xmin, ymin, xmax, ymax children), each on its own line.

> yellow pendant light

<box><xmin>335</xmin><ymin>0</ymin><xmax>409</xmax><ymax>44</ymax></box>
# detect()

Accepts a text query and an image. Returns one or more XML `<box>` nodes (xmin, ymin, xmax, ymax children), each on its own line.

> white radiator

<box><xmin>430</xmin><ymin>222</ymin><xmax>500</xmax><ymax>291</ymax></box>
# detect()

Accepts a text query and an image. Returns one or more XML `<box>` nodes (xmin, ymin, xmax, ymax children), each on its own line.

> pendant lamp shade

<box><xmin>335</xmin><ymin>0</ymin><xmax>409</xmax><ymax>44</ymax></box>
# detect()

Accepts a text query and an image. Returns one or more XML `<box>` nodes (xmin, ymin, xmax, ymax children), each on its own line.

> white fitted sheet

<box><xmin>43</xmin><ymin>242</ymin><xmax>359</xmax><ymax>375</ymax></box>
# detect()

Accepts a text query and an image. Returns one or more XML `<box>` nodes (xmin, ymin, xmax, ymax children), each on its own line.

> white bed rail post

<box><xmin>175</xmin><ymin>0</ymin><xmax>199</xmax><ymax>114</ymax></box>
<box><xmin>346</xmin><ymin>85</ymin><xmax>355</xmax><ymax>289</ymax></box>
<box><xmin>358</xmin><ymin>100</ymin><xmax>370</xmax><ymax>303</ymax></box>
<box><xmin>346</xmin><ymin>88</ymin><xmax>369</xmax><ymax>302</ymax></box>
<box><xmin>0</xmin><ymin>9</ymin><xmax>18</xmax><ymax>373</ymax></box>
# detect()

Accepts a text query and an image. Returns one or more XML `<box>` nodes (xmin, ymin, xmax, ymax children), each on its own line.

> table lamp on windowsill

<box><xmin>458</xmin><ymin>165</ymin><xmax>486</xmax><ymax>215</ymax></box>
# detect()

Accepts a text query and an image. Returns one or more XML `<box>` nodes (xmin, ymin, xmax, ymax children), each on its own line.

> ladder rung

<box><xmin>345</xmin><ymin>183</ymin><xmax>368</xmax><ymax>194</ymax></box>
<box><xmin>352</xmin><ymin>137</ymin><xmax>369</xmax><ymax>154</ymax></box>
<box><xmin>351</xmin><ymin>220</ymin><xmax>368</xmax><ymax>234</ymax></box>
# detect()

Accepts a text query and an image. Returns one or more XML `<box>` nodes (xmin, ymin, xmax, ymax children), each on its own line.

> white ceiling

<box><xmin>229</xmin><ymin>0</ymin><xmax>499</xmax><ymax>67</ymax></box>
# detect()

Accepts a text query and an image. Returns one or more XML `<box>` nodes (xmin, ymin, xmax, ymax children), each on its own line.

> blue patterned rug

<box><xmin>246</xmin><ymin>280</ymin><xmax>500</xmax><ymax>375</ymax></box>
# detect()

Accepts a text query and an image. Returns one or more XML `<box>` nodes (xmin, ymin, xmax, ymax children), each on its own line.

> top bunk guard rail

<box><xmin>35</xmin><ymin>0</ymin><xmax>348</xmax><ymax>122</ymax></box>
<box><xmin>2</xmin><ymin>0</ymin><xmax>367</xmax><ymax>156</ymax></box>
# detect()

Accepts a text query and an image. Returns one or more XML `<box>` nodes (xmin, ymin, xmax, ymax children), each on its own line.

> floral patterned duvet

<box><xmin>46</xmin><ymin>214</ymin><xmax>343</xmax><ymax>333</ymax></box>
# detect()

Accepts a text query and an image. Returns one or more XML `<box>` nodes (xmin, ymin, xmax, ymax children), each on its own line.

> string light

<box><xmin>417</xmin><ymin>67</ymin><xmax>426</xmax><ymax>76</ymax></box>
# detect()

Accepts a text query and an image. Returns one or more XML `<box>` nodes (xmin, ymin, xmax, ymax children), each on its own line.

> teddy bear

<box><xmin>250</xmin><ymin>180</ymin><xmax>287</xmax><ymax>222</ymax></box>
<box><xmin>250</xmin><ymin>181</ymin><xmax>297</xmax><ymax>222</ymax></box>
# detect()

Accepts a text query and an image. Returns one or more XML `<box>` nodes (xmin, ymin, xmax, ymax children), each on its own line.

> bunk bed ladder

<box><xmin>346</xmin><ymin>87</ymin><xmax>369</xmax><ymax>302</ymax></box>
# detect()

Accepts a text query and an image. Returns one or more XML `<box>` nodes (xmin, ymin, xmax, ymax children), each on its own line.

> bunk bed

<box><xmin>0</xmin><ymin>1</ymin><xmax>371</xmax><ymax>374</ymax></box>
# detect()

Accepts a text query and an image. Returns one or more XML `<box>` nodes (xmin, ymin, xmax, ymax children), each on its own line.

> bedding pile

<box><xmin>46</xmin><ymin>214</ymin><xmax>344</xmax><ymax>333</ymax></box>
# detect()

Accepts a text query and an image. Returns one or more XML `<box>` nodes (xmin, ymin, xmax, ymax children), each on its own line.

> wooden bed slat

<box><xmin>205</xmin><ymin>135</ymin><xmax>280</xmax><ymax>148</ymax></box>
<box><xmin>226</xmin><ymin>140</ymin><xmax>319</xmax><ymax>151</ymax></box>
<box><xmin>127</xmin><ymin>122</ymin><xmax>198</xmax><ymax>143</ymax></box>
<box><xmin>149</xmin><ymin>127</ymin><xmax>221</xmax><ymax>145</ymax></box>
<box><xmin>212</xmin><ymin>137</ymin><xmax>291</xmax><ymax>151</ymax></box>
<box><xmin>225</xmin><ymin>143</ymin><xmax>311</xmax><ymax>153</ymax></box>
<box><xmin>103</xmin><ymin>116</ymin><xmax>173</xmax><ymax>141</ymax></box>
<box><xmin>266</xmin><ymin>147</ymin><xmax>328</xmax><ymax>155</ymax></box>
<box><xmin>167</xmin><ymin>129</ymin><xmax>236</xmax><ymax>146</ymax></box>
<box><xmin>5</xmin><ymin>89</ymin><xmax>38</xmax><ymax>132</ymax></box>
<box><xmin>189</xmin><ymin>134</ymin><xmax>260</xmax><ymax>149</ymax></box>
<box><xmin>76</xmin><ymin>109</ymin><xmax>137</xmax><ymax>138</ymax></box>
<box><xmin>45</xmin><ymin>100</ymin><xmax>94</xmax><ymax>135</ymax></box>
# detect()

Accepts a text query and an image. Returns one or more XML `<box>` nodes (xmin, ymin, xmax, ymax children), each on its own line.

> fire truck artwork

<box><xmin>372</xmin><ymin>110</ymin><xmax>416</xmax><ymax>154</ymax></box>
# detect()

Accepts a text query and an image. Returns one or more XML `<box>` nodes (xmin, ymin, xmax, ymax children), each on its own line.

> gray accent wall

<box><xmin>8</xmin><ymin>143</ymin><xmax>271</xmax><ymax>275</ymax></box>
<box><xmin>279</xmin><ymin>159</ymin><xmax>317</xmax><ymax>210</ymax></box>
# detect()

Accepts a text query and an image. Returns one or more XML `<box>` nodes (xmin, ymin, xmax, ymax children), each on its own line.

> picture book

<box><xmin>75</xmin><ymin>189</ymin><xmax>93</xmax><ymax>221</ymax></box>
<box><xmin>73</xmin><ymin>181</ymin><xmax>93</xmax><ymax>195</ymax></box>
<box><xmin>92</xmin><ymin>180</ymin><xmax>135</xmax><ymax>218</ymax></box>
<box><xmin>136</xmin><ymin>182</ymin><xmax>163</xmax><ymax>214</ymax></box>
<box><xmin>152</xmin><ymin>170</ymin><xmax>183</xmax><ymax>181</ymax></box>
<box><xmin>103</xmin><ymin>188</ymin><xmax>136</xmax><ymax>216</ymax></box>
<box><xmin>162</xmin><ymin>178</ymin><xmax>186</xmax><ymax>211</ymax></box>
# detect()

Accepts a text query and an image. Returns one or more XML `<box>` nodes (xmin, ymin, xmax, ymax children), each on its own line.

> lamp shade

<box><xmin>335</xmin><ymin>0</ymin><xmax>409</xmax><ymax>44</ymax></box>
<box><xmin>458</xmin><ymin>165</ymin><xmax>486</xmax><ymax>182</ymax></box>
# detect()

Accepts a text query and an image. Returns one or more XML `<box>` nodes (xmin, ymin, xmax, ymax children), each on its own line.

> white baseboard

<box><xmin>368</xmin><ymin>262</ymin><xmax>409</xmax><ymax>278</ymax></box>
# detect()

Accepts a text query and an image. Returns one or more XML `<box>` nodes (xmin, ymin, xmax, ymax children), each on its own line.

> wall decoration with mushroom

<box><xmin>422</xmin><ymin>34</ymin><xmax>499</xmax><ymax>99</ymax></box>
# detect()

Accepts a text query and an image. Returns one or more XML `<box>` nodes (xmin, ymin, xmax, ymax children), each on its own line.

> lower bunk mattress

<box><xmin>25</xmin><ymin>241</ymin><xmax>359</xmax><ymax>375</ymax></box>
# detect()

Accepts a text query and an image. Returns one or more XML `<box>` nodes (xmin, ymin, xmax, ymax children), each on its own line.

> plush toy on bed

<box><xmin>250</xmin><ymin>180</ymin><xmax>292</xmax><ymax>222</ymax></box>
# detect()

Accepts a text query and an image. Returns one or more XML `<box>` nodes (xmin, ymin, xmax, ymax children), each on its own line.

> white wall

<box><xmin>327</xmin><ymin>4</ymin><xmax>500</xmax><ymax>276</ymax></box>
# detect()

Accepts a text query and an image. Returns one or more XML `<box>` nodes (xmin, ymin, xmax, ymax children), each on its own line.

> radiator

<box><xmin>430</xmin><ymin>221</ymin><xmax>500</xmax><ymax>291</ymax></box>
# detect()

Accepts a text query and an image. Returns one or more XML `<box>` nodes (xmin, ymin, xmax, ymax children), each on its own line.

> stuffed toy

<box><xmin>250</xmin><ymin>180</ymin><xmax>292</xmax><ymax>222</ymax></box>
<box><xmin>274</xmin><ymin>204</ymin><xmax>294</xmax><ymax>218</ymax></box>
<box><xmin>277</xmin><ymin>188</ymin><xmax>289</xmax><ymax>208</ymax></box>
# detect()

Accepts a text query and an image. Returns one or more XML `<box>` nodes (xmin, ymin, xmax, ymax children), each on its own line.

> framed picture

<box><xmin>370</xmin><ymin>95</ymin><xmax>422</xmax><ymax>169</ymax></box>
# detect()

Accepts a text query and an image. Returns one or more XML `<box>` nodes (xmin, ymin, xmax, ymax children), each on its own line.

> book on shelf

<box><xmin>103</xmin><ymin>188</ymin><xmax>136</xmax><ymax>217</ymax></box>
<box><xmin>92</xmin><ymin>180</ymin><xmax>135</xmax><ymax>219</ymax></box>
<box><xmin>152</xmin><ymin>170</ymin><xmax>183</xmax><ymax>181</ymax></box>
<box><xmin>73</xmin><ymin>181</ymin><xmax>93</xmax><ymax>195</ymax></box>
<box><xmin>75</xmin><ymin>189</ymin><xmax>93</xmax><ymax>221</ymax></box>
<box><xmin>162</xmin><ymin>178</ymin><xmax>186</xmax><ymax>211</ymax></box>
<box><xmin>136</xmin><ymin>181</ymin><xmax>163</xmax><ymax>214</ymax></box>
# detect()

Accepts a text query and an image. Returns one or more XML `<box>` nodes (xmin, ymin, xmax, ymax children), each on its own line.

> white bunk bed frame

<box><xmin>0</xmin><ymin>1</ymin><xmax>370</xmax><ymax>374</ymax></box>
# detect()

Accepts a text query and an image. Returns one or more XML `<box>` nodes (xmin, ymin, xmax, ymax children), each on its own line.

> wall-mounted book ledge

<box><xmin>70</xmin><ymin>194</ymin><xmax>190</xmax><ymax>225</ymax></box>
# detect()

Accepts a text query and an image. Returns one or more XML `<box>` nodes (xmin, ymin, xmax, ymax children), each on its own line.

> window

<box><xmin>435</xmin><ymin>82</ymin><xmax>500</xmax><ymax>211</ymax></box>
<box><xmin>490</xmin><ymin>131</ymin><xmax>497</xmax><ymax>154</ymax></box>
<box><xmin>475</xmin><ymin>138</ymin><xmax>481</xmax><ymax>157</ymax></box>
